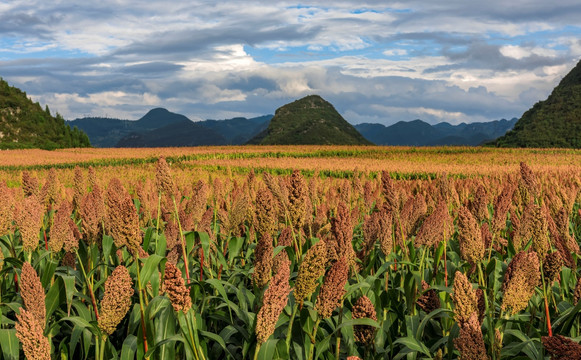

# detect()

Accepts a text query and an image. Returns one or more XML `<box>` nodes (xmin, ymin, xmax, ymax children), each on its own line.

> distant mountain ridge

<box><xmin>247</xmin><ymin>95</ymin><xmax>372</xmax><ymax>145</ymax></box>
<box><xmin>69</xmin><ymin>109</ymin><xmax>272</xmax><ymax>147</ymax></box>
<box><xmin>493</xmin><ymin>59</ymin><xmax>581</xmax><ymax>148</ymax></box>
<box><xmin>70</xmin><ymin>97</ymin><xmax>519</xmax><ymax>148</ymax></box>
<box><xmin>355</xmin><ymin>118</ymin><xmax>518</xmax><ymax>146</ymax></box>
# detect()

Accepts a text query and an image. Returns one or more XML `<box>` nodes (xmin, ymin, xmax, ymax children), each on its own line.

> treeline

<box><xmin>0</xmin><ymin>78</ymin><xmax>91</xmax><ymax>149</ymax></box>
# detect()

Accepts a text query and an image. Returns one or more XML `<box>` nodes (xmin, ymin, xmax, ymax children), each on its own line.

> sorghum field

<box><xmin>1</xmin><ymin>146</ymin><xmax>581</xmax><ymax>360</ymax></box>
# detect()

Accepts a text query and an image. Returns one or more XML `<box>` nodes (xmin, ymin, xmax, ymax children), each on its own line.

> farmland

<box><xmin>1</xmin><ymin>146</ymin><xmax>581</xmax><ymax>359</ymax></box>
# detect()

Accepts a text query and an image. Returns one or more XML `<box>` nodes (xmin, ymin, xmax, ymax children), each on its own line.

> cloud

<box><xmin>0</xmin><ymin>1</ymin><xmax>580</xmax><ymax>126</ymax></box>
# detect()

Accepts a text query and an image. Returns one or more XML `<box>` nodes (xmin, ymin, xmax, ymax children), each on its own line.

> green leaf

<box><xmin>102</xmin><ymin>234</ymin><xmax>114</xmax><ymax>263</ymax></box>
<box><xmin>45</xmin><ymin>276</ymin><xmax>65</xmax><ymax>320</ymax></box>
<box><xmin>60</xmin><ymin>274</ymin><xmax>76</xmax><ymax>316</ymax></box>
<box><xmin>0</xmin><ymin>329</ymin><xmax>19</xmax><ymax>360</ymax></box>
<box><xmin>416</xmin><ymin>308</ymin><xmax>453</xmax><ymax>339</ymax></box>
<box><xmin>228</xmin><ymin>236</ymin><xmax>245</xmax><ymax>262</ymax></box>
<box><xmin>120</xmin><ymin>335</ymin><xmax>138</xmax><ymax>360</ymax></box>
<box><xmin>144</xmin><ymin>334</ymin><xmax>185</xmax><ymax>358</ymax></box>
<box><xmin>256</xmin><ymin>339</ymin><xmax>277</xmax><ymax>360</ymax></box>
<box><xmin>206</xmin><ymin>278</ymin><xmax>233</xmax><ymax>322</ymax></box>
<box><xmin>199</xmin><ymin>330</ymin><xmax>238</xmax><ymax>358</ymax></box>
<box><xmin>140</xmin><ymin>254</ymin><xmax>165</xmax><ymax>287</ymax></box>
<box><xmin>393</xmin><ymin>336</ymin><xmax>432</xmax><ymax>358</ymax></box>
<box><xmin>60</xmin><ymin>316</ymin><xmax>101</xmax><ymax>337</ymax></box>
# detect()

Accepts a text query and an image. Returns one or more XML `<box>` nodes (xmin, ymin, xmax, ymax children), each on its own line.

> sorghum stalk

<box><xmin>307</xmin><ymin>317</ymin><xmax>321</xmax><ymax>360</ymax></box>
<box><xmin>172</xmin><ymin>196</ymin><xmax>190</xmax><ymax>283</ymax></box>
<box><xmin>75</xmin><ymin>250</ymin><xmax>99</xmax><ymax>320</ymax></box>
<box><xmin>134</xmin><ymin>257</ymin><xmax>149</xmax><ymax>355</ymax></box>
<box><xmin>540</xmin><ymin>260</ymin><xmax>553</xmax><ymax>337</ymax></box>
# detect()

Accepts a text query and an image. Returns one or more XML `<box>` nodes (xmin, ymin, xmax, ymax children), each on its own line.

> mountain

<box><xmin>116</xmin><ymin>120</ymin><xmax>228</xmax><ymax>147</ymax></box>
<box><xmin>247</xmin><ymin>95</ymin><xmax>372</xmax><ymax>145</ymax></box>
<box><xmin>493</xmin><ymin>59</ymin><xmax>581</xmax><ymax>148</ymax></box>
<box><xmin>355</xmin><ymin>118</ymin><xmax>517</xmax><ymax>146</ymax></box>
<box><xmin>70</xmin><ymin>109</ymin><xmax>271</xmax><ymax>147</ymax></box>
<box><xmin>198</xmin><ymin>115</ymin><xmax>271</xmax><ymax>144</ymax></box>
<box><xmin>0</xmin><ymin>78</ymin><xmax>90</xmax><ymax>149</ymax></box>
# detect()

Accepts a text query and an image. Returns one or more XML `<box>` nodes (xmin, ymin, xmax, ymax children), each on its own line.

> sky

<box><xmin>1</xmin><ymin>1</ymin><xmax>581</xmax><ymax>126</ymax></box>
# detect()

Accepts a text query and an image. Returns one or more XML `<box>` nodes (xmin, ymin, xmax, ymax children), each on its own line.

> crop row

<box><xmin>0</xmin><ymin>158</ymin><xmax>580</xmax><ymax>359</ymax></box>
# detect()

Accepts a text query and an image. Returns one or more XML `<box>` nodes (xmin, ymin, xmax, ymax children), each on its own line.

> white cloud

<box><xmin>1</xmin><ymin>1</ymin><xmax>580</xmax><ymax>126</ymax></box>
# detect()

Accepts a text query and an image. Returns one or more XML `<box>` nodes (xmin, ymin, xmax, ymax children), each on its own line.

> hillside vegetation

<box><xmin>248</xmin><ymin>95</ymin><xmax>372</xmax><ymax>145</ymax></box>
<box><xmin>0</xmin><ymin>78</ymin><xmax>90</xmax><ymax>149</ymax></box>
<box><xmin>493</xmin><ymin>59</ymin><xmax>581</xmax><ymax>148</ymax></box>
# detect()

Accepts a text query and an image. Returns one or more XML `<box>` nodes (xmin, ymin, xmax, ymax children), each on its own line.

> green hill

<box><xmin>247</xmin><ymin>95</ymin><xmax>372</xmax><ymax>145</ymax></box>
<box><xmin>493</xmin><ymin>59</ymin><xmax>581</xmax><ymax>148</ymax></box>
<box><xmin>0</xmin><ymin>78</ymin><xmax>90</xmax><ymax>149</ymax></box>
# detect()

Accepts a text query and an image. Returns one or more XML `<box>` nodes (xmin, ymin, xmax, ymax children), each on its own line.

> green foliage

<box><xmin>248</xmin><ymin>95</ymin><xmax>373</xmax><ymax>145</ymax></box>
<box><xmin>0</xmin><ymin>78</ymin><xmax>91</xmax><ymax>149</ymax></box>
<box><xmin>493</xmin><ymin>60</ymin><xmax>581</xmax><ymax>148</ymax></box>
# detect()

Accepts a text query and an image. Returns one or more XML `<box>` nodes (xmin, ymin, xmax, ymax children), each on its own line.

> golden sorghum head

<box><xmin>72</xmin><ymin>165</ymin><xmax>85</xmax><ymax>213</ymax></box>
<box><xmin>80</xmin><ymin>187</ymin><xmax>105</xmax><ymax>245</ymax></box>
<box><xmin>475</xmin><ymin>289</ymin><xmax>485</xmax><ymax>325</ymax></box>
<box><xmin>105</xmin><ymin>178</ymin><xmax>141</xmax><ymax>254</ymax></box>
<box><xmin>263</xmin><ymin>172</ymin><xmax>288</xmax><ymax>215</ymax></box>
<box><xmin>574</xmin><ymin>276</ymin><xmax>581</xmax><ymax>305</ymax></box>
<box><xmin>166</xmin><ymin>243</ymin><xmax>183</xmax><ymax>265</ymax></box>
<box><xmin>294</xmin><ymin>241</ymin><xmax>327</xmax><ymax>308</ymax></box>
<box><xmin>415</xmin><ymin>200</ymin><xmax>453</xmax><ymax>248</ymax></box>
<box><xmin>501</xmin><ymin>251</ymin><xmax>540</xmax><ymax>315</ymax></box>
<box><xmin>530</xmin><ymin>204</ymin><xmax>549</xmax><ymax>261</ymax></box>
<box><xmin>98</xmin><ymin>265</ymin><xmax>134</xmax><ymax>336</ymax></box>
<box><xmin>491</xmin><ymin>182</ymin><xmax>515</xmax><ymax>235</ymax></box>
<box><xmin>185</xmin><ymin>180</ymin><xmax>209</xmax><ymax>229</ymax></box>
<box><xmin>543</xmin><ymin>251</ymin><xmax>563</xmax><ymax>284</ymax></box>
<box><xmin>277</xmin><ymin>227</ymin><xmax>293</xmax><ymax>247</ymax></box>
<box><xmin>380</xmin><ymin>170</ymin><xmax>398</xmax><ymax>214</ymax></box>
<box><xmin>20</xmin><ymin>262</ymin><xmax>46</xmax><ymax>328</ymax></box>
<box><xmin>480</xmin><ymin>223</ymin><xmax>493</xmax><ymax>252</ymax></box>
<box><xmin>542</xmin><ymin>334</ymin><xmax>581</xmax><ymax>360</ymax></box>
<box><xmin>255</xmin><ymin>252</ymin><xmax>291</xmax><ymax>344</ymax></box>
<box><xmin>316</xmin><ymin>257</ymin><xmax>349</xmax><ymax>319</ymax></box>
<box><xmin>22</xmin><ymin>170</ymin><xmax>40</xmax><ymax>198</ymax></box>
<box><xmin>458</xmin><ymin>206</ymin><xmax>485</xmax><ymax>265</ymax></box>
<box><xmin>155</xmin><ymin>156</ymin><xmax>174</xmax><ymax>195</ymax></box>
<box><xmin>360</xmin><ymin>212</ymin><xmax>381</xmax><ymax>261</ymax></box>
<box><xmin>469</xmin><ymin>184</ymin><xmax>488</xmax><ymax>223</ymax></box>
<box><xmin>255</xmin><ymin>187</ymin><xmax>277</xmax><ymax>237</ymax></box>
<box><xmin>163</xmin><ymin>262</ymin><xmax>191</xmax><ymax>313</ymax></box>
<box><xmin>331</xmin><ymin>201</ymin><xmax>356</xmax><ymax>266</ymax></box>
<box><xmin>453</xmin><ymin>312</ymin><xmax>488</xmax><ymax>360</ymax></box>
<box><xmin>352</xmin><ymin>295</ymin><xmax>377</xmax><ymax>345</ymax></box>
<box><xmin>15</xmin><ymin>308</ymin><xmax>51</xmax><ymax>360</ymax></box>
<box><xmin>453</xmin><ymin>271</ymin><xmax>478</xmax><ymax>325</ymax></box>
<box><xmin>88</xmin><ymin>166</ymin><xmax>98</xmax><ymax>190</ymax></box>
<box><xmin>399</xmin><ymin>193</ymin><xmax>427</xmax><ymax>240</ymax></box>
<box><xmin>61</xmin><ymin>251</ymin><xmax>76</xmax><ymax>269</ymax></box>
<box><xmin>253</xmin><ymin>233</ymin><xmax>274</xmax><ymax>289</ymax></box>
<box><xmin>520</xmin><ymin>162</ymin><xmax>539</xmax><ymax>201</ymax></box>
<box><xmin>288</xmin><ymin>170</ymin><xmax>307</xmax><ymax>231</ymax></box>
<box><xmin>49</xmin><ymin>202</ymin><xmax>75</xmax><ymax>253</ymax></box>
<box><xmin>40</xmin><ymin>168</ymin><xmax>61</xmax><ymax>209</ymax></box>
<box><xmin>15</xmin><ymin>195</ymin><xmax>44</xmax><ymax>253</ymax></box>
<box><xmin>378</xmin><ymin>209</ymin><xmax>393</xmax><ymax>257</ymax></box>
<box><xmin>0</xmin><ymin>182</ymin><xmax>15</xmax><ymax>236</ymax></box>
<box><xmin>417</xmin><ymin>280</ymin><xmax>440</xmax><ymax>314</ymax></box>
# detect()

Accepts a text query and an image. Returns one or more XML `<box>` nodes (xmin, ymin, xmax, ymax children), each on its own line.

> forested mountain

<box><xmin>247</xmin><ymin>95</ymin><xmax>371</xmax><ymax>145</ymax></box>
<box><xmin>356</xmin><ymin>118</ymin><xmax>517</xmax><ymax>146</ymax></box>
<box><xmin>493</xmin><ymin>59</ymin><xmax>581</xmax><ymax>148</ymax></box>
<box><xmin>0</xmin><ymin>78</ymin><xmax>90</xmax><ymax>149</ymax></box>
